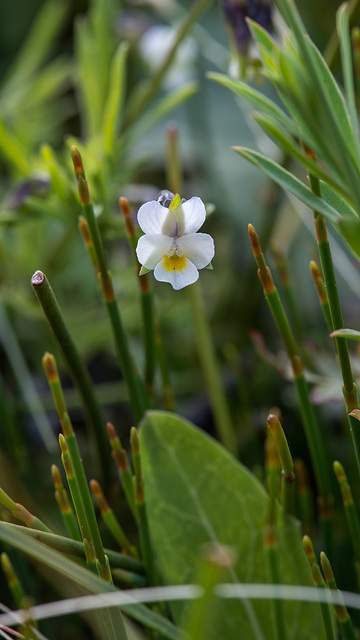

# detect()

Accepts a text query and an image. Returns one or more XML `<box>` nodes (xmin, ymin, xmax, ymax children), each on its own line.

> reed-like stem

<box><xmin>187</xmin><ymin>282</ymin><xmax>237</xmax><ymax>454</ymax></box>
<box><xmin>310</xmin><ymin>261</ymin><xmax>333</xmax><ymax>333</ymax></box>
<box><xmin>263</xmin><ymin>522</ymin><xmax>287</xmax><ymax>640</ymax></box>
<box><xmin>107</xmin><ymin>422</ymin><xmax>138</xmax><ymax>522</ymax></box>
<box><xmin>248</xmin><ymin>225</ymin><xmax>332</xmax><ymax>512</ymax></box>
<box><xmin>267</xmin><ymin>413</ymin><xmax>295</xmax><ymax>514</ymax></box>
<box><xmin>334</xmin><ymin>459</ymin><xmax>360</xmax><ymax>585</ymax></box>
<box><xmin>71</xmin><ymin>148</ymin><xmax>147</xmax><ymax>422</ymax></box>
<box><xmin>32</xmin><ymin>272</ymin><xmax>109</xmax><ymax>485</ymax></box>
<box><xmin>321</xmin><ymin>552</ymin><xmax>357</xmax><ymax>640</ymax></box>
<box><xmin>51</xmin><ymin>464</ymin><xmax>81</xmax><ymax>541</ymax></box>
<box><xmin>303</xmin><ymin>536</ymin><xmax>335</xmax><ymax>640</ymax></box>
<box><xmin>130</xmin><ymin>427</ymin><xmax>158</xmax><ymax>587</ymax></box>
<box><xmin>90</xmin><ymin>479</ymin><xmax>138</xmax><ymax>557</ymax></box>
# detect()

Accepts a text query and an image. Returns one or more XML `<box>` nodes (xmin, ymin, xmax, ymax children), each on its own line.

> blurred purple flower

<box><xmin>222</xmin><ymin>0</ymin><xmax>273</xmax><ymax>53</ymax></box>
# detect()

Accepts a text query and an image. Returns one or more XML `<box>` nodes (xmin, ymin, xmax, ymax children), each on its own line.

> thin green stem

<box><xmin>248</xmin><ymin>225</ymin><xmax>332</xmax><ymax>503</ymax></box>
<box><xmin>321</xmin><ymin>552</ymin><xmax>357</xmax><ymax>640</ymax></box>
<box><xmin>263</xmin><ymin>523</ymin><xmax>287</xmax><ymax>640</ymax></box>
<box><xmin>303</xmin><ymin>537</ymin><xmax>335</xmax><ymax>640</ymax></box>
<box><xmin>31</xmin><ymin>270</ymin><xmax>110</xmax><ymax>486</ymax></box>
<box><xmin>51</xmin><ymin>464</ymin><xmax>81</xmax><ymax>541</ymax></box>
<box><xmin>90</xmin><ymin>479</ymin><xmax>138</xmax><ymax>557</ymax></box>
<box><xmin>187</xmin><ymin>282</ymin><xmax>237</xmax><ymax>454</ymax></box>
<box><xmin>107</xmin><ymin>422</ymin><xmax>138</xmax><ymax>522</ymax></box>
<box><xmin>267</xmin><ymin>414</ymin><xmax>295</xmax><ymax>514</ymax></box>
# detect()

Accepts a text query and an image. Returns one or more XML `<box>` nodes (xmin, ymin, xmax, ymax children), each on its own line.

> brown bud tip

<box><xmin>310</xmin><ymin>260</ymin><xmax>321</xmax><ymax>280</ymax></box>
<box><xmin>350</xmin><ymin>409</ymin><xmax>360</xmax><ymax>422</ymax></box>
<box><xmin>106</xmin><ymin>422</ymin><xmax>117</xmax><ymax>442</ymax></box>
<box><xmin>71</xmin><ymin>146</ymin><xmax>85</xmax><ymax>177</ymax></box>
<box><xmin>333</xmin><ymin>460</ymin><xmax>345</xmax><ymax>481</ymax></box>
<box><xmin>248</xmin><ymin>224</ymin><xmax>262</xmax><ymax>256</ymax></box>
<box><xmin>267</xmin><ymin>413</ymin><xmax>280</xmax><ymax>432</ymax></box>
<box><xmin>51</xmin><ymin>464</ymin><xmax>62</xmax><ymax>488</ymax></box>
<box><xmin>320</xmin><ymin>552</ymin><xmax>333</xmax><ymax>580</ymax></box>
<box><xmin>302</xmin><ymin>535</ymin><xmax>315</xmax><ymax>557</ymax></box>
<box><xmin>130</xmin><ymin>426</ymin><xmax>139</xmax><ymax>453</ymax></box>
<box><xmin>90</xmin><ymin>479</ymin><xmax>102</xmax><ymax>497</ymax></box>
<box><xmin>119</xmin><ymin>197</ymin><xmax>131</xmax><ymax>218</ymax></box>
<box><xmin>78</xmin><ymin>216</ymin><xmax>92</xmax><ymax>245</ymax></box>
<box><xmin>31</xmin><ymin>270</ymin><xmax>46</xmax><ymax>287</ymax></box>
<box><xmin>42</xmin><ymin>352</ymin><xmax>58</xmax><ymax>381</ymax></box>
<box><xmin>59</xmin><ymin>433</ymin><xmax>68</xmax><ymax>453</ymax></box>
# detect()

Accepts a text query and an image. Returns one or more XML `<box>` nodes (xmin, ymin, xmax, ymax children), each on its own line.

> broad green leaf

<box><xmin>337</xmin><ymin>217</ymin><xmax>360</xmax><ymax>260</ymax></box>
<box><xmin>330</xmin><ymin>329</ymin><xmax>360</xmax><ymax>340</ymax></box>
<box><xmin>0</xmin><ymin>522</ymin><xmax>183</xmax><ymax>640</ymax></box>
<box><xmin>139</xmin><ymin>411</ymin><xmax>325</xmax><ymax>640</ymax></box>
<box><xmin>233</xmin><ymin>147</ymin><xmax>341</xmax><ymax>223</ymax></box>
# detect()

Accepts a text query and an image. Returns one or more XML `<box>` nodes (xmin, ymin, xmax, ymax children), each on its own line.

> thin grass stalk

<box><xmin>303</xmin><ymin>536</ymin><xmax>336</xmax><ymax>640</ymax></box>
<box><xmin>187</xmin><ymin>282</ymin><xmax>237</xmax><ymax>454</ymax></box>
<box><xmin>107</xmin><ymin>422</ymin><xmax>138</xmax><ymax>522</ymax></box>
<box><xmin>119</xmin><ymin>196</ymin><xmax>155</xmax><ymax>396</ymax></box>
<box><xmin>51</xmin><ymin>464</ymin><xmax>81</xmax><ymax>541</ymax></box>
<box><xmin>267</xmin><ymin>413</ymin><xmax>295</xmax><ymax>514</ymax></box>
<box><xmin>263</xmin><ymin>522</ymin><xmax>286</xmax><ymax>640</ymax></box>
<box><xmin>248</xmin><ymin>225</ymin><xmax>332</xmax><ymax>511</ymax></box>
<box><xmin>61</xmin><ymin>413</ymin><xmax>108</xmax><ymax>579</ymax></box>
<box><xmin>71</xmin><ymin>147</ymin><xmax>147</xmax><ymax>421</ymax></box>
<box><xmin>59</xmin><ymin>435</ymin><xmax>98</xmax><ymax>573</ymax></box>
<box><xmin>321</xmin><ymin>552</ymin><xmax>357</xmax><ymax>640</ymax></box>
<box><xmin>334</xmin><ymin>460</ymin><xmax>360</xmax><ymax>585</ymax></box>
<box><xmin>1</xmin><ymin>522</ymin><xmax>144</xmax><ymax>573</ymax></box>
<box><xmin>130</xmin><ymin>427</ymin><xmax>158</xmax><ymax>587</ymax></box>
<box><xmin>271</xmin><ymin>247</ymin><xmax>302</xmax><ymax>342</ymax></box>
<box><xmin>121</xmin><ymin>0</ymin><xmax>212</xmax><ymax>131</ymax></box>
<box><xmin>1</xmin><ymin>552</ymin><xmax>26</xmax><ymax>608</ymax></box>
<box><xmin>310</xmin><ymin>261</ymin><xmax>333</xmax><ymax>333</ymax></box>
<box><xmin>90</xmin><ymin>479</ymin><xmax>138</xmax><ymax>557</ymax></box>
<box><xmin>31</xmin><ymin>271</ymin><xmax>110</xmax><ymax>485</ymax></box>
<box><xmin>294</xmin><ymin>458</ymin><xmax>314</xmax><ymax>537</ymax></box>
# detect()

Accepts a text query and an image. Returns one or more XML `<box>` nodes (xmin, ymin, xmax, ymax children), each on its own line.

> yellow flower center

<box><xmin>163</xmin><ymin>254</ymin><xmax>187</xmax><ymax>271</ymax></box>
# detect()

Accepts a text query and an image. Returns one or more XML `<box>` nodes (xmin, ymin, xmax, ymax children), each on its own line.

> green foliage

<box><xmin>139</xmin><ymin>410</ymin><xmax>325</xmax><ymax>640</ymax></box>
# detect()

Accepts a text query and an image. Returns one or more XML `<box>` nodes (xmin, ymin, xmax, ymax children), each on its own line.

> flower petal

<box><xmin>154</xmin><ymin>257</ymin><xmax>199</xmax><ymax>290</ymax></box>
<box><xmin>136</xmin><ymin>234</ymin><xmax>173</xmax><ymax>269</ymax></box>
<box><xmin>137</xmin><ymin>201</ymin><xmax>177</xmax><ymax>236</ymax></box>
<box><xmin>177</xmin><ymin>233</ymin><xmax>215</xmax><ymax>269</ymax></box>
<box><xmin>175</xmin><ymin>196</ymin><xmax>206</xmax><ymax>235</ymax></box>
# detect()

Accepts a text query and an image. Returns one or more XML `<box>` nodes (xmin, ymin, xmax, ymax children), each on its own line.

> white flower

<box><xmin>136</xmin><ymin>196</ymin><xmax>215</xmax><ymax>290</ymax></box>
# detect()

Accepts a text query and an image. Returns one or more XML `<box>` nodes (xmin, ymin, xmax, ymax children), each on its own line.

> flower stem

<box><xmin>187</xmin><ymin>281</ymin><xmax>237</xmax><ymax>455</ymax></box>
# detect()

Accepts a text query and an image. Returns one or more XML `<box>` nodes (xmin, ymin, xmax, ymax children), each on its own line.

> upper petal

<box><xmin>137</xmin><ymin>201</ymin><xmax>177</xmax><ymax>236</ymax></box>
<box><xmin>177</xmin><ymin>232</ymin><xmax>215</xmax><ymax>269</ymax></box>
<box><xmin>154</xmin><ymin>257</ymin><xmax>199</xmax><ymax>290</ymax></box>
<box><xmin>136</xmin><ymin>234</ymin><xmax>173</xmax><ymax>269</ymax></box>
<box><xmin>175</xmin><ymin>196</ymin><xmax>206</xmax><ymax>235</ymax></box>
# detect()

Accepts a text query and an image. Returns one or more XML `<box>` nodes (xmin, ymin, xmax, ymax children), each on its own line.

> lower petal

<box><xmin>154</xmin><ymin>257</ymin><xmax>199</xmax><ymax>290</ymax></box>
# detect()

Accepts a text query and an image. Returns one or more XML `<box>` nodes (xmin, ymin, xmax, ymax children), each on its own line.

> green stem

<box><xmin>31</xmin><ymin>270</ymin><xmax>110</xmax><ymax>486</ymax></box>
<box><xmin>303</xmin><ymin>537</ymin><xmax>335</xmax><ymax>640</ymax></box>
<box><xmin>187</xmin><ymin>282</ymin><xmax>237</xmax><ymax>454</ymax></box>
<box><xmin>62</xmin><ymin>414</ymin><xmax>106</xmax><ymax>572</ymax></box>
<box><xmin>321</xmin><ymin>552</ymin><xmax>357</xmax><ymax>640</ymax></box>
<box><xmin>267</xmin><ymin>414</ymin><xmax>295</xmax><ymax>514</ymax></box>
<box><xmin>263</xmin><ymin>523</ymin><xmax>287</xmax><ymax>640</ymax></box>
<box><xmin>107</xmin><ymin>422</ymin><xmax>138</xmax><ymax>522</ymax></box>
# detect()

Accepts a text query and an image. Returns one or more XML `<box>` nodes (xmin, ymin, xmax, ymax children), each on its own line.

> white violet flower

<box><xmin>136</xmin><ymin>194</ymin><xmax>215</xmax><ymax>290</ymax></box>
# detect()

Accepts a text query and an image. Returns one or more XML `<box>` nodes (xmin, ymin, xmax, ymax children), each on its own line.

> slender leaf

<box><xmin>0</xmin><ymin>522</ymin><xmax>183</xmax><ymax>640</ymax></box>
<box><xmin>233</xmin><ymin>147</ymin><xmax>341</xmax><ymax>222</ymax></box>
<box><xmin>330</xmin><ymin>329</ymin><xmax>360</xmax><ymax>340</ymax></box>
<box><xmin>337</xmin><ymin>3</ymin><xmax>360</xmax><ymax>158</ymax></box>
<box><xmin>102</xmin><ymin>42</ymin><xmax>129</xmax><ymax>155</ymax></box>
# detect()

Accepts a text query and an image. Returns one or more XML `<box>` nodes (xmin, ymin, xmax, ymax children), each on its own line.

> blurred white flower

<box><xmin>139</xmin><ymin>25</ymin><xmax>197</xmax><ymax>90</ymax></box>
<box><xmin>136</xmin><ymin>195</ymin><xmax>215</xmax><ymax>290</ymax></box>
